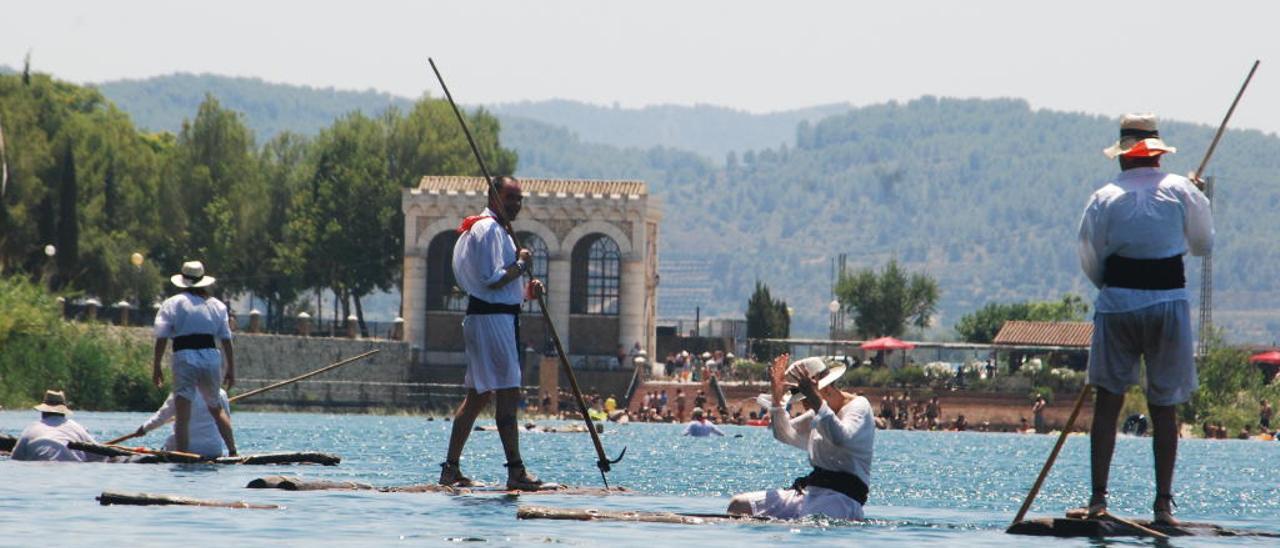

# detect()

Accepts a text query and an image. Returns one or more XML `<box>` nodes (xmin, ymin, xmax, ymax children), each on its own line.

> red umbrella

<box><xmin>861</xmin><ymin>337</ymin><xmax>916</xmax><ymax>351</ymax></box>
<box><xmin>1248</xmin><ymin>351</ymin><xmax>1280</xmax><ymax>365</ymax></box>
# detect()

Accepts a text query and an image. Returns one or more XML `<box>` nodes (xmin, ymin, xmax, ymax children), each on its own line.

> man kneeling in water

<box><xmin>727</xmin><ymin>354</ymin><xmax>875</xmax><ymax>520</ymax></box>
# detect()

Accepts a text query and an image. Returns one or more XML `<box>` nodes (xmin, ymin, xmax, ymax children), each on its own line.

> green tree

<box><xmin>746</xmin><ymin>281</ymin><xmax>790</xmax><ymax>359</ymax></box>
<box><xmin>167</xmin><ymin>94</ymin><xmax>259</xmax><ymax>298</ymax></box>
<box><xmin>955</xmin><ymin>294</ymin><xmax>1090</xmax><ymax>343</ymax></box>
<box><xmin>836</xmin><ymin>259</ymin><xmax>940</xmax><ymax>338</ymax></box>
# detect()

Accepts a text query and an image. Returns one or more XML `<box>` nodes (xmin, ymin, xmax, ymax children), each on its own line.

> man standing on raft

<box><xmin>439</xmin><ymin>175</ymin><xmax>547</xmax><ymax>491</ymax></box>
<box><xmin>1077</xmin><ymin>113</ymin><xmax>1213</xmax><ymax>524</ymax></box>
<box><xmin>727</xmin><ymin>354</ymin><xmax>875</xmax><ymax>520</ymax></box>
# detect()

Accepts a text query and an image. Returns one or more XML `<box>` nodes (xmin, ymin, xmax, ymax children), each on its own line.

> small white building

<box><xmin>401</xmin><ymin>176</ymin><xmax>661</xmax><ymax>368</ymax></box>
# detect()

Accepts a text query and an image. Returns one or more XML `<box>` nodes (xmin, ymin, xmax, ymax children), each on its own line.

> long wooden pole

<box><xmin>428</xmin><ymin>58</ymin><xmax>622</xmax><ymax>489</ymax></box>
<box><xmin>105</xmin><ymin>350</ymin><xmax>381</xmax><ymax>445</ymax></box>
<box><xmin>1009</xmin><ymin>384</ymin><xmax>1091</xmax><ymax>526</ymax></box>
<box><xmin>1193</xmin><ymin>60</ymin><xmax>1260</xmax><ymax>179</ymax></box>
<box><xmin>228</xmin><ymin>349</ymin><xmax>380</xmax><ymax>403</ymax></box>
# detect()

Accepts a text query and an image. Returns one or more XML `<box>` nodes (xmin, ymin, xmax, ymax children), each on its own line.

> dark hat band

<box><xmin>1120</xmin><ymin>128</ymin><xmax>1160</xmax><ymax>139</ymax></box>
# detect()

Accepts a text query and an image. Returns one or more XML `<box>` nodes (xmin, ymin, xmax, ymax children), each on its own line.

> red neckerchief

<box><xmin>456</xmin><ymin>215</ymin><xmax>494</xmax><ymax>234</ymax></box>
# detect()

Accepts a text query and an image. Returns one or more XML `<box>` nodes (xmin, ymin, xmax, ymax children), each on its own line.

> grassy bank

<box><xmin>0</xmin><ymin>275</ymin><xmax>167</xmax><ymax>411</ymax></box>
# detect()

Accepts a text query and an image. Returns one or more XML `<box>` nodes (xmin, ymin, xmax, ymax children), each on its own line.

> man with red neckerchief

<box><xmin>439</xmin><ymin>175</ymin><xmax>547</xmax><ymax>491</ymax></box>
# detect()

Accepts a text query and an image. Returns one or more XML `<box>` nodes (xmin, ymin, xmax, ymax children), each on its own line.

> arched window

<box><xmin>426</xmin><ymin>231</ymin><xmax>466</xmax><ymax>311</ymax></box>
<box><xmin>571</xmin><ymin>234</ymin><xmax>620</xmax><ymax>315</ymax></box>
<box><xmin>517</xmin><ymin>232</ymin><xmax>549</xmax><ymax>314</ymax></box>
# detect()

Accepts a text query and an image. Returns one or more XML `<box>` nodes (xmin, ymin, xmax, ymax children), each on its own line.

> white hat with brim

<box><xmin>755</xmin><ymin>357</ymin><xmax>848</xmax><ymax>409</ymax></box>
<box><xmin>33</xmin><ymin>390</ymin><xmax>72</xmax><ymax>415</ymax></box>
<box><xmin>1103</xmin><ymin>113</ymin><xmax>1177</xmax><ymax>159</ymax></box>
<box><xmin>171</xmin><ymin>260</ymin><xmax>216</xmax><ymax>288</ymax></box>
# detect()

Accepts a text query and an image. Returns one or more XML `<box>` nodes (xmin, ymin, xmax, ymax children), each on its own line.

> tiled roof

<box><xmin>993</xmin><ymin>320</ymin><xmax>1093</xmax><ymax>348</ymax></box>
<box><xmin>416</xmin><ymin>176</ymin><xmax>647</xmax><ymax>197</ymax></box>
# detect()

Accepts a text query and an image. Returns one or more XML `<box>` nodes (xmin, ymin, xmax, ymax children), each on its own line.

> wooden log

<box><xmin>96</xmin><ymin>491</ymin><xmax>281</xmax><ymax>510</ymax></box>
<box><xmin>1007</xmin><ymin>517</ymin><xmax>1280</xmax><ymax>538</ymax></box>
<box><xmin>245</xmin><ymin>476</ymin><xmax>629</xmax><ymax>496</ymax></box>
<box><xmin>217</xmin><ymin>452</ymin><xmax>341</xmax><ymax>466</ymax></box>
<box><xmin>246</xmin><ymin>475</ymin><xmax>374</xmax><ymax>491</ymax></box>
<box><xmin>67</xmin><ymin>441</ymin><xmax>146</xmax><ymax>459</ymax></box>
<box><xmin>516</xmin><ymin>505</ymin><xmax>764</xmax><ymax>524</ymax></box>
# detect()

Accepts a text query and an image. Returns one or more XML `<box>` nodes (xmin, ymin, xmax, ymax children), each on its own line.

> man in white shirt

<box><xmin>682</xmin><ymin>408</ymin><xmax>725</xmax><ymax>437</ymax></box>
<box><xmin>153</xmin><ymin>261</ymin><xmax>238</xmax><ymax>457</ymax></box>
<box><xmin>11</xmin><ymin>390</ymin><xmax>107</xmax><ymax>462</ymax></box>
<box><xmin>440</xmin><ymin>176</ymin><xmax>547</xmax><ymax>491</ymax></box>
<box><xmin>1077</xmin><ymin>113</ymin><xmax>1213</xmax><ymax>525</ymax></box>
<box><xmin>130</xmin><ymin>389</ymin><xmax>232</xmax><ymax>458</ymax></box>
<box><xmin>727</xmin><ymin>355</ymin><xmax>875</xmax><ymax>520</ymax></box>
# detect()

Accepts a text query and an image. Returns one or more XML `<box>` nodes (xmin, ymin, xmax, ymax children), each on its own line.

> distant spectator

<box><xmin>694</xmin><ymin>390</ymin><xmax>708</xmax><ymax>410</ymax></box>
<box><xmin>951</xmin><ymin>414</ymin><xmax>968</xmax><ymax>431</ymax></box>
<box><xmin>1260</xmin><ymin>399</ymin><xmax>1273</xmax><ymax>430</ymax></box>
<box><xmin>1032</xmin><ymin>394</ymin><xmax>1048</xmax><ymax>434</ymax></box>
<box><xmin>675</xmin><ymin>389</ymin><xmax>687</xmax><ymax>421</ymax></box>
<box><xmin>684</xmin><ymin>408</ymin><xmax>725</xmax><ymax>437</ymax></box>
<box><xmin>925</xmin><ymin>397</ymin><xmax>941</xmax><ymax>430</ymax></box>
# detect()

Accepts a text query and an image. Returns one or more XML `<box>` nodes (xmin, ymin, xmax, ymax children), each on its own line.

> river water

<box><xmin>2</xmin><ymin>410</ymin><xmax>1276</xmax><ymax>546</ymax></box>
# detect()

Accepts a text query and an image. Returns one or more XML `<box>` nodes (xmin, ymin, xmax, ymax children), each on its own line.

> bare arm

<box><xmin>220</xmin><ymin>338</ymin><xmax>235</xmax><ymax>389</ymax></box>
<box><xmin>152</xmin><ymin>338</ymin><xmax>168</xmax><ymax>388</ymax></box>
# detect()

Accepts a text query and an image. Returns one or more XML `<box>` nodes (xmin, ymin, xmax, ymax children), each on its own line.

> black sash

<box><xmin>173</xmin><ymin>333</ymin><xmax>216</xmax><ymax>351</ymax></box>
<box><xmin>466</xmin><ymin>296</ymin><xmax>521</xmax><ymax>349</ymax></box>
<box><xmin>791</xmin><ymin>466</ymin><xmax>869</xmax><ymax>506</ymax></box>
<box><xmin>1103</xmin><ymin>255</ymin><xmax>1185</xmax><ymax>290</ymax></box>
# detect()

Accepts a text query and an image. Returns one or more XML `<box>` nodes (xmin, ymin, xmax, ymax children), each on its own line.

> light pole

<box><xmin>43</xmin><ymin>244</ymin><xmax>56</xmax><ymax>290</ymax></box>
<box><xmin>828</xmin><ymin>299</ymin><xmax>841</xmax><ymax>357</ymax></box>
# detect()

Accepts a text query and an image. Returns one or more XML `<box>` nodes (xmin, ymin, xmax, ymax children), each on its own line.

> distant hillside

<box><xmin>489</xmin><ymin>100</ymin><xmax>853</xmax><ymax>162</ymax></box>
<box><xmin>96</xmin><ymin>73</ymin><xmax>415</xmax><ymax>138</ymax></box>
<box><xmin>86</xmin><ymin>72</ymin><xmax>1280</xmax><ymax>341</ymax></box>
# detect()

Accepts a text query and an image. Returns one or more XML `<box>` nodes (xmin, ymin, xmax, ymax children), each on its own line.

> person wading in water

<box><xmin>727</xmin><ymin>354</ymin><xmax>875</xmax><ymax>520</ymax></box>
<box><xmin>152</xmin><ymin>261</ymin><xmax>238</xmax><ymax>457</ymax></box>
<box><xmin>439</xmin><ymin>176</ymin><xmax>547</xmax><ymax>490</ymax></box>
<box><xmin>1076</xmin><ymin>113</ymin><xmax>1213</xmax><ymax>525</ymax></box>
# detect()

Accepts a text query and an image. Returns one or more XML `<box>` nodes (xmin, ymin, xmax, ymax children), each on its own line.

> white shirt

<box><xmin>10</xmin><ymin>416</ymin><xmax>105</xmax><ymax>462</ymax></box>
<box><xmin>141</xmin><ymin>389</ymin><xmax>231</xmax><ymax>458</ymax></box>
<box><xmin>770</xmin><ymin>395</ymin><xmax>875</xmax><ymax>487</ymax></box>
<box><xmin>1077</xmin><ymin>167</ymin><xmax>1214</xmax><ymax>313</ymax></box>
<box><xmin>683</xmin><ymin>420</ymin><xmax>725</xmax><ymax>437</ymax></box>
<box><xmin>452</xmin><ymin>208</ymin><xmax>522</xmax><ymax>305</ymax></box>
<box><xmin>154</xmin><ymin>292</ymin><xmax>233</xmax><ymax>341</ymax></box>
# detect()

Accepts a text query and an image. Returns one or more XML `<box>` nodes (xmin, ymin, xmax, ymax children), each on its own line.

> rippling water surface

<box><xmin>2</xmin><ymin>410</ymin><xmax>1277</xmax><ymax>546</ymax></box>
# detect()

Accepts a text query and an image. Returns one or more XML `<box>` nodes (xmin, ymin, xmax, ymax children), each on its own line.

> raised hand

<box><xmin>770</xmin><ymin>353</ymin><xmax>790</xmax><ymax>406</ymax></box>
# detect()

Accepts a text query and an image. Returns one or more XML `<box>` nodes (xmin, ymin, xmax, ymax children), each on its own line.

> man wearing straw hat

<box><xmin>11</xmin><ymin>390</ymin><xmax>107</xmax><ymax>462</ymax></box>
<box><xmin>1077</xmin><ymin>113</ymin><xmax>1213</xmax><ymax>525</ymax></box>
<box><xmin>727</xmin><ymin>354</ymin><xmax>876</xmax><ymax>520</ymax></box>
<box><xmin>153</xmin><ymin>260</ymin><xmax>238</xmax><ymax>457</ymax></box>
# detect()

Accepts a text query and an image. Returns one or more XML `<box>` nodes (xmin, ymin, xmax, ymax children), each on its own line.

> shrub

<box><xmin>0</xmin><ymin>275</ymin><xmax>166</xmax><ymax>410</ymax></box>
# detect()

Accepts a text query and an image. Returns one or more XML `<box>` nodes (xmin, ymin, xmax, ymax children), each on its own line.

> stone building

<box><xmin>402</xmin><ymin>176</ymin><xmax>661</xmax><ymax>370</ymax></box>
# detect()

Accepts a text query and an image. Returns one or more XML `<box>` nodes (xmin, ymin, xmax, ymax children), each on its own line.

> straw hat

<box><xmin>33</xmin><ymin>390</ymin><xmax>72</xmax><ymax>415</ymax></box>
<box><xmin>1103</xmin><ymin>113</ymin><xmax>1177</xmax><ymax>159</ymax></box>
<box><xmin>755</xmin><ymin>357</ymin><xmax>849</xmax><ymax>408</ymax></box>
<box><xmin>171</xmin><ymin>260</ymin><xmax>216</xmax><ymax>288</ymax></box>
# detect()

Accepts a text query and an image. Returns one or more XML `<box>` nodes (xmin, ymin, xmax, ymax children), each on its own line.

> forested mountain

<box><xmin>489</xmin><ymin>100</ymin><xmax>852</xmax><ymax>161</ymax></box>
<box><xmin>96</xmin><ymin>73</ymin><xmax>415</xmax><ymax>138</ymax></box>
<box><xmin>81</xmin><ymin>72</ymin><xmax>1280</xmax><ymax>341</ymax></box>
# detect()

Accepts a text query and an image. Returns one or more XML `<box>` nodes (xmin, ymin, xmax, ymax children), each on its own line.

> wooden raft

<box><xmin>247</xmin><ymin>475</ymin><xmax>627</xmax><ymax>495</ymax></box>
<box><xmin>67</xmin><ymin>441</ymin><xmax>340</xmax><ymax>465</ymax></box>
<box><xmin>97</xmin><ymin>491</ymin><xmax>281</xmax><ymax>510</ymax></box>
<box><xmin>1007</xmin><ymin>517</ymin><xmax>1280</xmax><ymax>538</ymax></box>
<box><xmin>517</xmin><ymin>505</ymin><xmax>766</xmax><ymax>524</ymax></box>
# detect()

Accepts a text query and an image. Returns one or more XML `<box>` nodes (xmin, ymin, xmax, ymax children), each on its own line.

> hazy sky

<box><xmin>3</xmin><ymin>1</ymin><xmax>1276</xmax><ymax>133</ymax></box>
